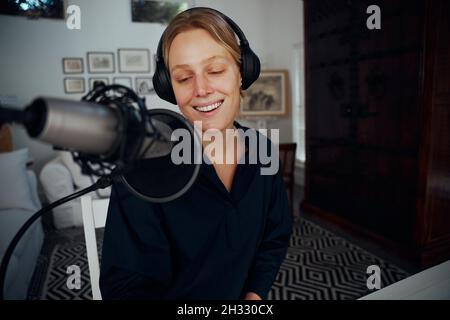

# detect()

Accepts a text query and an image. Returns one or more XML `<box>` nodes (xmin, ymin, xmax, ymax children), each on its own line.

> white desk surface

<box><xmin>360</xmin><ymin>260</ymin><xmax>450</xmax><ymax>300</ymax></box>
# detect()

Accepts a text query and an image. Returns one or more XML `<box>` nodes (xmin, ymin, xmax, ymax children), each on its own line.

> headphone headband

<box><xmin>156</xmin><ymin>8</ymin><xmax>249</xmax><ymax>65</ymax></box>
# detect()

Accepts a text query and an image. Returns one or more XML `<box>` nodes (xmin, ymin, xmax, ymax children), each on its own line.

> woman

<box><xmin>99</xmin><ymin>7</ymin><xmax>292</xmax><ymax>300</ymax></box>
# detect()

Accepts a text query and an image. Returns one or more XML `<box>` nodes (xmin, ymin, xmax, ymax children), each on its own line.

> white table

<box><xmin>360</xmin><ymin>260</ymin><xmax>450</xmax><ymax>300</ymax></box>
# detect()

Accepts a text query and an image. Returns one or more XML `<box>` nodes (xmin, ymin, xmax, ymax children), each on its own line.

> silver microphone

<box><xmin>28</xmin><ymin>97</ymin><xmax>121</xmax><ymax>155</ymax></box>
<box><xmin>11</xmin><ymin>97</ymin><xmax>173</xmax><ymax>160</ymax></box>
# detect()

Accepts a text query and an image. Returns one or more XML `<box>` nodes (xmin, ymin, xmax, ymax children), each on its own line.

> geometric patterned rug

<box><xmin>28</xmin><ymin>218</ymin><xmax>410</xmax><ymax>300</ymax></box>
<box><xmin>38</xmin><ymin>242</ymin><xmax>95</xmax><ymax>300</ymax></box>
<box><xmin>267</xmin><ymin>219</ymin><xmax>410</xmax><ymax>300</ymax></box>
<box><xmin>27</xmin><ymin>228</ymin><xmax>104</xmax><ymax>300</ymax></box>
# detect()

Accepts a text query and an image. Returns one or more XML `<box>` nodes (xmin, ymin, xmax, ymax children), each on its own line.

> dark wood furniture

<box><xmin>0</xmin><ymin>124</ymin><xmax>12</xmax><ymax>152</ymax></box>
<box><xmin>301</xmin><ymin>0</ymin><xmax>450</xmax><ymax>268</ymax></box>
<box><xmin>279</xmin><ymin>143</ymin><xmax>297</xmax><ymax>217</ymax></box>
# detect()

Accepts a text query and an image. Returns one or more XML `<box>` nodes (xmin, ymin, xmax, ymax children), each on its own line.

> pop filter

<box><xmin>121</xmin><ymin>109</ymin><xmax>202</xmax><ymax>202</ymax></box>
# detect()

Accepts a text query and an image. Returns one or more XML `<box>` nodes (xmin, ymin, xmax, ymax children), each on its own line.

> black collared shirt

<box><xmin>99</xmin><ymin>123</ymin><xmax>293</xmax><ymax>299</ymax></box>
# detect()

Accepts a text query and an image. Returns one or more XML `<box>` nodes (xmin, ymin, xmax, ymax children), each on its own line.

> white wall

<box><xmin>0</xmin><ymin>0</ymin><xmax>304</xmax><ymax>181</ymax></box>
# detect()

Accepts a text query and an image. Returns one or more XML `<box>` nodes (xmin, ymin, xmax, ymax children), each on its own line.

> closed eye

<box><xmin>177</xmin><ymin>77</ymin><xmax>191</xmax><ymax>83</ymax></box>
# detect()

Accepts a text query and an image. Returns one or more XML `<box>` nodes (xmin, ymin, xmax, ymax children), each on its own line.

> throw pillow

<box><xmin>0</xmin><ymin>148</ymin><xmax>36</xmax><ymax>211</ymax></box>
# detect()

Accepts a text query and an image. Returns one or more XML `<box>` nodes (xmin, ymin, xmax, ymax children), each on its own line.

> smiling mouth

<box><xmin>193</xmin><ymin>100</ymin><xmax>224</xmax><ymax>113</ymax></box>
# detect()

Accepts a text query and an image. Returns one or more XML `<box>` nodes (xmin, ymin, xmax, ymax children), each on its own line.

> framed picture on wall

<box><xmin>113</xmin><ymin>77</ymin><xmax>133</xmax><ymax>88</ymax></box>
<box><xmin>135</xmin><ymin>77</ymin><xmax>155</xmax><ymax>95</ymax></box>
<box><xmin>62</xmin><ymin>57</ymin><xmax>83</xmax><ymax>74</ymax></box>
<box><xmin>0</xmin><ymin>0</ymin><xmax>65</xmax><ymax>19</ymax></box>
<box><xmin>240</xmin><ymin>70</ymin><xmax>289</xmax><ymax>117</ymax></box>
<box><xmin>131</xmin><ymin>0</ymin><xmax>189</xmax><ymax>24</ymax></box>
<box><xmin>151</xmin><ymin>53</ymin><xmax>157</xmax><ymax>75</ymax></box>
<box><xmin>89</xmin><ymin>77</ymin><xmax>109</xmax><ymax>90</ymax></box>
<box><xmin>87</xmin><ymin>52</ymin><xmax>115</xmax><ymax>73</ymax></box>
<box><xmin>64</xmin><ymin>78</ymin><xmax>85</xmax><ymax>94</ymax></box>
<box><xmin>118</xmin><ymin>49</ymin><xmax>151</xmax><ymax>73</ymax></box>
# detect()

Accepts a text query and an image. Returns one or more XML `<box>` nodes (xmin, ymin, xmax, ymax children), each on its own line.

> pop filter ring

<box><xmin>120</xmin><ymin>108</ymin><xmax>202</xmax><ymax>203</ymax></box>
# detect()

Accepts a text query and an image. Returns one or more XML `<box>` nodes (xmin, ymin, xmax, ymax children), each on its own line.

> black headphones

<box><xmin>152</xmin><ymin>7</ymin><xmax>261</xmax><ymax>105</ymax></box>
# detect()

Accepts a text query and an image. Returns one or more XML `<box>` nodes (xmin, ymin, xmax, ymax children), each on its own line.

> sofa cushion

<box><xmin>40</xmin><ymin>160</ymin><xmax>84</xmax><ymax>229</ymax></box>
<box><xmin>0</xmin><ymin>148</ymin><xmax>36</xmax><ymax>211</ymax></box>
<box><xmin>0</xmin><ymin>208</ymin><xmax>39</xmax><ymax>263</ymax></box>
<box><xmin>0</xmin><ymin>208</ymin><xmax>44</xmax><ymax>299</ymax></box>
<box><xmin>0</xmin><ymin>164</ymin><xmax>44</xmax><ymax>299</ymax></box>
<box><xmin>60</xmin><ymin>151</ymin><xmax>93</xmax><ymax>189</ymax></box>
<box><xmin>59</xmin><ymin>151</ymin><xmax>110</xmax><ymax>198</ymax></box>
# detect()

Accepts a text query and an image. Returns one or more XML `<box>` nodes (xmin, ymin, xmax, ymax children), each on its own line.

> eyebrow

<box><xmin>170</xmin><ymin>55</ymin><xmax>228</xmax><ymax>73</ymax></box>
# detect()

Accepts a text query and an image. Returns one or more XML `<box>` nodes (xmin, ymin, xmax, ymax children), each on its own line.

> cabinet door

<box><xmin>305</xmin><ymin>0</ymin><xmax>424</xmax><ymax>244</ymax></box>
<box><xmin>354</xmin><ymin>53</ymin><xmax>421</xmax><ymax>243</ymax></box>
<box><xmin>305</xmin><ymin>0</ymin><xmax>355</xmax><ymax>219</ymax></box>
<box><xmin>417</xmin><ymin>0</ymin><xmax>450</xmax><ymax>266</ymax></box>
<box><xmin>353</xmin><ymin>0</ymin><xmax>423</xmax><ymax>243</ymax></box>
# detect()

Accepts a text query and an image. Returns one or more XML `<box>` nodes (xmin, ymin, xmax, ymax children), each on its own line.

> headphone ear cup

<box><xmin>240</xmin><ymin>46</ymin><xmax>261</xmax><ymax>90</ymax></box>
<box><xmin>153</xmin><ymin>61</ymin><xmax>177</xmax><ymax>105</ymax></box>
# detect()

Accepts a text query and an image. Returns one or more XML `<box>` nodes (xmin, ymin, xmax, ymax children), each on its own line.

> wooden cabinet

<box><xmin>301</xmin><ymin>0</ymin><xmax>450</xmax><ymax>268</ymax></box>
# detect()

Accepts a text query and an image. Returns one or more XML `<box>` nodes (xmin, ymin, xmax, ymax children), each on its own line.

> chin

<box><xmin>185</xmin><ymin>115</ymin><xmax>236</xmax><ymax>132</ymax></box>
<box><xmin>198</xmin><ymin>119</ymin><xmax>227</xmax><ymax>132</ymax></box>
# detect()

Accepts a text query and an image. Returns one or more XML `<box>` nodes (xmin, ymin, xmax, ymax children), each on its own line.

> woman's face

<box><xmin>168</xmin><ymin>28</ymin><xmax>242</xmax><ymax>132</ymax></box>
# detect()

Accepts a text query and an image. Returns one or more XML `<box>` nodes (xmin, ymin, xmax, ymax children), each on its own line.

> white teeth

<box><xmin>194</xmin><ymin>101</ymin><xmax>222</xmax><ymax>112</ymax></box>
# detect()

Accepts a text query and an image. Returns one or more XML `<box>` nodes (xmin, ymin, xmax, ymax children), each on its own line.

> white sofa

<box><xmin>0</xmin><ymin>148</ymin><xmax>44</xmax><ymax>300</ymax></box>
<box><xmin>40</xmin><ymin>151</ymin><xmax>110</xmax><ymax>229</ymax></box>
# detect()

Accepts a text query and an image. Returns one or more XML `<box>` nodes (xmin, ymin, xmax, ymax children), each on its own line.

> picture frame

<box><xmin>62</xmin><ymin>57</ymin><xmax>83</xmax><ymax>74</ymax></box>
<box><xmin>0</xmin><ymin>0</ymin><xmax>65</xmax><ymax>19</ymax></box>
<box><xmin>240</xmin><ymin>70</ymin><xmax>289</xmax><ymax>117</ymax></box>
<box><xmin>113</xmin><ymin>77</ymin><xmax>133</xmax><ymax>88</ymax></box>
<box><xmin>135</xmin><ymin>77</ymin><xmax>155</xmax><ymax>95</ymax></box>
<box><xmin>151</xmin><ymin>53</ymin><xmax>157</xmax><ymax>75</ymax></box>
<box><xmin>87</xmin><ymin>52</ymin><xmax>115</xmax><ymax>73</ymax></box>
<box><xmin>64</xmin><ymin>78</ymin><xmax>85</xmax><ymax>94</ymax></box>
<box><xmin>131</xmin><ymin>0</ymin><xmax>189</xmax><ymax>24</ymax></box>
<box><xmin>89</xmin><ymin>77</ymin><xmax>109</xmax><ymax>90</ymax></box>
<box><xmin>118</xmin><ymin>49</ymin><xmax>151</xmax><ymax>73</ymax></box>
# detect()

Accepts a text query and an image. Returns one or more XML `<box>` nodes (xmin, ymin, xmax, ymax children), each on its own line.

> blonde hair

<box><xmin>162</xmin><ymin>8</ymin><xmax>241</xmax><ymax>70</ymax></box>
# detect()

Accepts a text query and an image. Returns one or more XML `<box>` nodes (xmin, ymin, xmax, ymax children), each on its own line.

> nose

<box><xmin>194</xmin><ymin>75</ymin><xmax>212</xmax><ymax>97</ymax></box>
